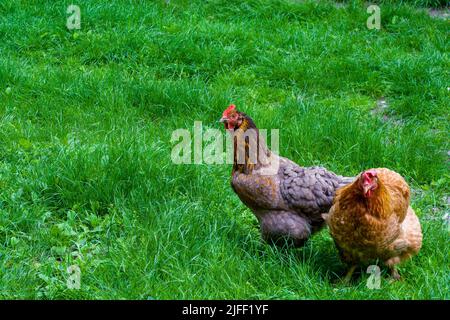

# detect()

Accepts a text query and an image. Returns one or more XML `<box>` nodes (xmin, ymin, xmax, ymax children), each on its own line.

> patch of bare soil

<box><xmin>428</xmin><ymin>8</ymin><xmax>449</xmax><ymax>19</ymax></box>
<box><xmin>371</xmin><ymin>97</ymin><xmax>405</xmax><ymax>126</ymax></box>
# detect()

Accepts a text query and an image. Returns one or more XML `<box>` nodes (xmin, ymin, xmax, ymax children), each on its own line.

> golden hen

<box><xmin>323</xmin><ymin>168</ymin><xmax>422</xmax><ymax>281</ymax></box>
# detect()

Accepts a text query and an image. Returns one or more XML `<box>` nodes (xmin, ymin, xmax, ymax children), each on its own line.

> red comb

<box><xmin>363</xmin><ymin>169</ymin><xmax>377</xmax><ymax>180</ymax></box>
<box><xmin>223</xmin><ymin>104</ymin><xmax>236</xmax><ymax>117</ymax></box>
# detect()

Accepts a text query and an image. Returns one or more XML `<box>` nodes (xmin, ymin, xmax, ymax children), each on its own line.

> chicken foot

<box><xmin>342</xmin><ymin>265</ymin><xmax>357</xmax><ymax>283</ymax></box>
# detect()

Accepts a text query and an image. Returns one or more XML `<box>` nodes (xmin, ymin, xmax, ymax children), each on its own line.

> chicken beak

<box><xmin>363</xmin><ymin>185</ymin><xmax>371</xmax><ymax>195</ymax></box>
<box><xmin>219</xmin><ymin>117</ymin><xmax>227</xmax><ymax>123</ymax></box>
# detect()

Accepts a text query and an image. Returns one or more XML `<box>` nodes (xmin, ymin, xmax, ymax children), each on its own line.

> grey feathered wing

<box><xmin>279</xmin><ymin>164</ymin><xmax>353</xmax><ymax>230</ymax></box>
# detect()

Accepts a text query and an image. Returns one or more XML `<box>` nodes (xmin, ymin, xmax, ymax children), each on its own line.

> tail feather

<box><xmin>338</xmin><ymin>176</ymin><xmax>355</xmax><ymax>188</ymax></box>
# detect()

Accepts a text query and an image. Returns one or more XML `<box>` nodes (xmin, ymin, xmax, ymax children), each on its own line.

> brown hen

<box><xmin>323</xmin><ymin>168</ymin><xmax>422</xmax><ymax>281</ymax></box>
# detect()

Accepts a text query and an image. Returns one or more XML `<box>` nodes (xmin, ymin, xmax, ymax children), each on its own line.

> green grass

<box><xmin>0</xmin><ymin>0</ymin><xmax>448</xmax><ymax>299</ymax></box>
<box><xmin>353</xmin><ymin>0</ymin><xmax>449</xmax><ymax>8</ymax></box>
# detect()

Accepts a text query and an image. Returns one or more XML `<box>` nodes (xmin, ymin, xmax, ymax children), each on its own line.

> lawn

<box><xmin>0</xmin><ymin>0</ymin><xmax>448</xmax><ymax>299</ymax></box>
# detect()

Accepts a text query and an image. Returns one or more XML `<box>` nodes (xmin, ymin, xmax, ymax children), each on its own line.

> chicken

<box><xmin>322</xmin><ymin>168</ymin><xmax>422</xmax><ymax>281</ymax></box>
<box><xmin>219</xmin><ymin>104</ymin><xmax>353</xmax><ymax>247</ymax></box>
